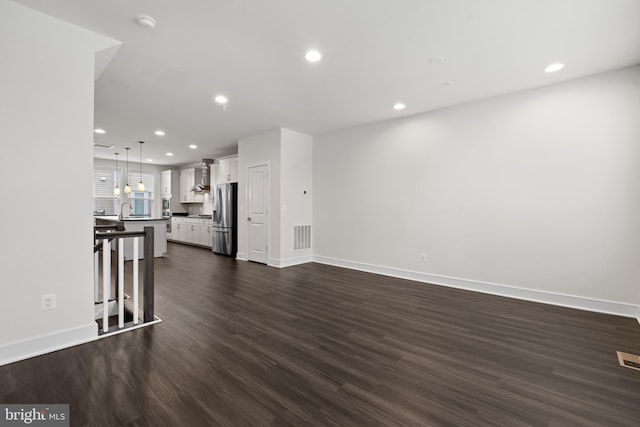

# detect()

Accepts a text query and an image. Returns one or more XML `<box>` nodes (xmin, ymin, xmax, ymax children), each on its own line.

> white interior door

<box><xmin>247</xmin><ymin>164</ymin><xmax>269</xmax><ymax>264</ymax></box>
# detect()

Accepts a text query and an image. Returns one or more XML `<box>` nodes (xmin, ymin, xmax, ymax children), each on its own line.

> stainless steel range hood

<box><xmin>191</xmin><ymin>158</ymin><xmax>214</xmax><ymax>192</ymax></box>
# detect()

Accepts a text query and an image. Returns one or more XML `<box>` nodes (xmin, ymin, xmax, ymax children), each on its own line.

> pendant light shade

<box><xmin>114</xmin><ymin>152</ymin><xmax>120</xmax><ymax>196</ymax></box>
<box><xmin>138</xmin><ymin>141</ymin><xmax>145</xmax><ymax>192</ymax></box>
<box><xmin>124</xmin><ymin>147</ymin><xmax>131</xmax><ymax>194</ymax></box>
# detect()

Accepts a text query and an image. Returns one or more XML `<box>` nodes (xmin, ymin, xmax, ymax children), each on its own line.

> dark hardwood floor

<box><xmin>2</xmin><ymin>242</ymin><xmax>640</xmax><ymax>426</ymax></box>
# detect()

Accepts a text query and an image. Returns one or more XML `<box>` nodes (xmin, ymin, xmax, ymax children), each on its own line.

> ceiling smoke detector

<box><xmin>137</xmin><ymin>15</ymin><xmax>156</xmax><ymax>30</ymax></box>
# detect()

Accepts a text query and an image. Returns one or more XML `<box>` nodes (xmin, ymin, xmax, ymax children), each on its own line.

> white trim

<box><xmin>312</xmin><ymin>255</ymin><xmax>640</xmax><ymax>319</ymax></box>
<box><xmin>0</xmin><ymin>316</ymin><xmax>163</xmax><ymax>367</ymax></box>
<box><xmin>269</xmin><ymin>256</ymin><xmax>313</xmax><ymax>268</ymax></box>
<box><xmin>98</xmin><ymin>316</ymin><xmax>162</xmax><ymax>339</ymax></box>
<box><xmin>235</xmin><ymin>252</ymin><xmax>248</xmax><ymax>261</ymax></box>
<box><xmin>245</xmin><ymin>162</ymin><xmax>270</xmax><ymax>265</ymax></box>
<box><xmin>0</xmin><ymin>323</ymin><xmax>97</xmax><ymax>367</ymax></box>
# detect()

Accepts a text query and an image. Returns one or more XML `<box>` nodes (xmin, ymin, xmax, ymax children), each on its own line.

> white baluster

<box><xmin>102</xmin><ymin>239</ymin><xmax>110</xmax><ymax>333</ymax></box>
<box><xmin>118</xmin><ymin>238</ymin><xmax>124</xmax><ymax>329</ymax></box>
<box><xmin>133</xmin><ymin>237</ymin><xmax>139</xmax><ymax>324</ymax></box>
<box><xmin>94</xmin><ymin>251</ymin><xmax>99</xmax><ymax>303</ymax></box>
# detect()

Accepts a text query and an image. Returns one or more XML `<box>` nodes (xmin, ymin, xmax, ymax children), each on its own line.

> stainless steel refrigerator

<box><xmin>212</xmin><ymin>182</ymin><xmax>238</xmax><ymax>256</ymax></box>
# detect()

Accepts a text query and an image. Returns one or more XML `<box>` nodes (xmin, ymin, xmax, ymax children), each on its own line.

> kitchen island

<box><xmin>94</xmin><ymin>216</ymin><xmax>168</xmax><ymax>260</ymax></box>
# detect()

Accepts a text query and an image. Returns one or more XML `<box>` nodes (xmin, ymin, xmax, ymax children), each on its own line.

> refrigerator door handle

<box><xmin>212</xmin><ymin>186</ymin><xmax>221</xmax><ymax>224</ymax></box>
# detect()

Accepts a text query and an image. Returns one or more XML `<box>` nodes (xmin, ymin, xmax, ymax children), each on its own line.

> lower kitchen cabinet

<box><xmin>199</xmin><ymin>221</ymin><xmax>212</xmax><ymax>247</ymax></box>
<box><xmin>169</xmin><ymin>217</ymin><xmax>212</xmax><ymax>248</ymax></box>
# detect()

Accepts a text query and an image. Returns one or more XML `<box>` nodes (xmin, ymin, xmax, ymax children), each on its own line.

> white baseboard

<box><xmin>235</xmin><ymin>252</ymin><xmax>248</xmax><ymax>261</ymax></box>
<box><xmin>0</xmin><ymin>322</ymin><xmax>98</xmax><ymax>367</ymax></box>
<box><xmin>269</xmin><ymin>256</ymin><xmax>313</xmax><ymax>269</ymax></box>
<box><xmin>312</xmin><ymin>256</ymin><xmax>640</xmax><ymax>319</ymax></box>
<box><xmin>99</xmin><ymin>315</ymin><xmax>162</xmax><ymax>339</ymax></box>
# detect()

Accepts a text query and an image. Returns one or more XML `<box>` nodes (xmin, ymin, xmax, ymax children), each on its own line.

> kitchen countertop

<box><xmin>94</xmin><ymin>216</ymin><xmax>168</xmax><ymax>222</ymax></box>
<box><xmin>94</xmin><ymin>216</ymin><xmax>168</xmax><ymax>260</ymax></box>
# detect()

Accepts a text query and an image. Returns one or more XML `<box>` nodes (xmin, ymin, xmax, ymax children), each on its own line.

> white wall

<box><xmin>0</xmin><ymin>1</ymin><xmax>120</xmax><ymax>365</ymax></box>
<box><xmin>237</xmin><ymin>128</ymin><xmax>313</xmax><ymax>266</ymax></box>
<box><xmin>313</xmin><ymin>66</ymin><xmax>640</xmax><ymax>315</ymax></box>
<box><xmin>280</xmin><ymin>129</ymin><xmax>313</xmax><ymax>264</ymax></box>
<box><xmin>237</xmin><ymin>129</ymin><xmax>282</xmax><ymax>261</ymax></box>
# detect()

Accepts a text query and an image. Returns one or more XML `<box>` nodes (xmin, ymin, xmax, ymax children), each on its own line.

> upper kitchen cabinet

<box><xmin>218</xmin><ymin>156</ymin><xmax>238</xmax><ymax>183</ymax></box>
<box><xmin>179</xmin><ymin>168</ymin><xmax>203</xmax><ymax>203</ymax></box>
<box><xmin>161</xmin><ymin>169</ymin><xmax>180</xmax><ymax>197</ymax></box>
<box><xmin>210</xmin><ymin>163</ymin><xmax>220</xmax><ymax>188</ymax></box>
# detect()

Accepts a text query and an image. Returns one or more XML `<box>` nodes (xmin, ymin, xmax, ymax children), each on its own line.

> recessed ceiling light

<box><xmin>165</xmin><ymin>152</ymin><xmax>174</xmax><ymax>157</ymax></box>
<box><xmin>154</xmin><ymin>130</ymin><xmax>165</xmax><ymax>136</ymax></box>
<box><xmin>94</xmin><ymin>128</ymin><xmax>106</xmax><ymax>134</ymax></box>
<box><xmin>428</xmin><ymin>57</ymin><xmax>444</xmax><ymax>65</ymax></box>
<box><xmin>305</xmin><ymin>50</ymin><xmax>322</xmax><ymax>62</ymax></box>
<box><xmin>544</xmin><ymin>63</ymin><xmax>564</xmax><ymax>73</ymax></box>
<box><xmin>189</xmin><ymin>144</ymin><xmax>197</xmax><ymax>149</ymax></box>
<box><xmin>393</xmin><ymin>103</ymin><xmax>406</xmax><ymax>110</ymax></box>
<box><xmin>137</xmin><ymin>14</ymin><xmax>156</xmax><ymax>30</ymax></box>
<box><xmin>214</xmin><ymin>95</ymin><xmax>228</xmax><ymax>105</ymax></box>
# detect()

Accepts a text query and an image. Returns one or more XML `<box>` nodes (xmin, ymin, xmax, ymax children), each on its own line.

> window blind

<box><xmin>93</xmin><ymin>168</ymin><xmax>117</xmax><ymax>197</ymax></box>
<box><xmin>93</xmin><ymin>168</ymin><xmax>118</xmax><ymax>215</ymax></box>
<box><xmin>127</xmin><ymin>170</ymin><xmax>155</xmax><ymax>197</ymax></box>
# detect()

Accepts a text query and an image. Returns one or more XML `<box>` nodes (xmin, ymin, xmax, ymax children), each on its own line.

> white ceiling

<box><xmin>13</xmin><ymin>0</ymin><xmax>640</xmax><ymax>166</ymax></box>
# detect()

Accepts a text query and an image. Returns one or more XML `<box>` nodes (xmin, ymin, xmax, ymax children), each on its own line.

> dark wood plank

<box><xmin>1</xmin><ymin>242</ymin><xmax>639</xmax><ymax>426</ymax></box>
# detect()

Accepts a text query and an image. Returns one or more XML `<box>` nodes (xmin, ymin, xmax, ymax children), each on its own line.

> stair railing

<box><xmin>93</xmin><ymin>225</ymin><xmax>155</xmax><ymax>334</ymax></box>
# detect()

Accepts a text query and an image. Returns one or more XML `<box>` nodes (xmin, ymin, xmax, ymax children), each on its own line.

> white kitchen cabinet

<box><xmin>168</xmin><ymin>217</ymin><xmax>211</xmax><ymax>247</ymax></box>
<box><xmin>198</xmin><ymin>219</ymin><xmax>212</xmax><ymax>246</ymax></box>
<box><xmin>171</xmin><ymin>217</ymin><xmax>187</xmax><ymax>242</ymax></box>
<box><xmin>161</xmin><ymin>169</ymin><xmax>180</xmax><ymax>197</ymax></box>
<box><xmin>210</xmin><ymin>163</ymin><xmax>220</xmax><ymax>188</ymax></box>
<box><xmin>185</xmin><ymin>221</ymin><xmax>198</xmax><ymax>244</ymax></box>
<box><xmin>179</xmin><ymin>168</ymin><xmax>202</xmax><ymax>203</ymax></box>
<box><xmin>218</xmin><ymin>156</ymin><xmax>238</xmax><ymax>183</ymax></box>
<box><xmin>161</xmin><ymin>170</ymin><xmax>171</xmax><ymax>196</ymax></box>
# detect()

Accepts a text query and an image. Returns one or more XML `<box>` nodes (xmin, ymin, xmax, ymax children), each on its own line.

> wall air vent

<box><xmin>294</xmin><ymin>225</ymin><xmax>311</xmax><ymax>250</ymax></box>
<box><xmin>616</xmin><ymin>351</ymin><xmax>640</xmax><ymax>371</ymax></box>
<box><xmin>93</xmin><ymin>143</ymin><xmax>115</xmax><ymax>149</ymax></box>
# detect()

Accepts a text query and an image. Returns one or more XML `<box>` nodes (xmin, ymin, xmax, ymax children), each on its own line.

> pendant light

<box><xmin>124</xmin><ymin>147</ymin><xmax>131</xmax><ymax>194</ymax></box>
<box><xmin>113</xmin><ymin>152</ymin><xmax>121</xmax><ymax>196</ymax></box>
<box><xmin>137</xmin><ymin>141</ymin><xmax>145</xmax><ymax>192</ymax></box>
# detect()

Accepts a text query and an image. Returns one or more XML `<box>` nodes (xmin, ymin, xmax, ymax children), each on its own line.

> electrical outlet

<box><xmin>41</xmin><ymin>294</ymin><xmax>56</xmax><ymax>310</ymax></box>
<box><xmin>421</xmin><ymin>253</ymin><xmax>428</xmax><ymax>263</ymax></box>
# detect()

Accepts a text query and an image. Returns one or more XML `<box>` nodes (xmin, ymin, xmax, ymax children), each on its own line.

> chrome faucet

<box><xmin>119</xmin><ymin>202</ymin><xmax>132</xmax><ymax>220</ymax></box>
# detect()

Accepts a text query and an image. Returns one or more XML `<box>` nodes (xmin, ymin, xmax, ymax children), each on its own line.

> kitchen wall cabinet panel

<box><xmin>180</xmin><ymin>168</ymin><xmax>203</xmax><ymax>203</ymax></box>
<box><xmin>218</xmin><ymin>157</ymin><xmax>238</xmax><ymax>183</ymax></box>
<box><xmin>161</xmin><ymin>169</ymin><xmax>181</xmax><ymax>197</ymax></box>
<box><xmin>161</xmin><ymin>170</ymin><xmax>171</xmax><ymax>196</ymax></box>
<box><xmin>211</xmin><ymin>163</ymin><xmax>220</xmax><ymax>188</ymax></box>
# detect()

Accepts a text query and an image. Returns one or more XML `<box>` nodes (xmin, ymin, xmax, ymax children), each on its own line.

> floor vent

<box><xmin>294</xmin><ymin>225</ymin><xmax>311</xmax><ymax>250</ymax></box>
<box><xmin>616</xmin><ymin>351</ymin><xmax>640</xmax><ymax>371</ymax></box>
